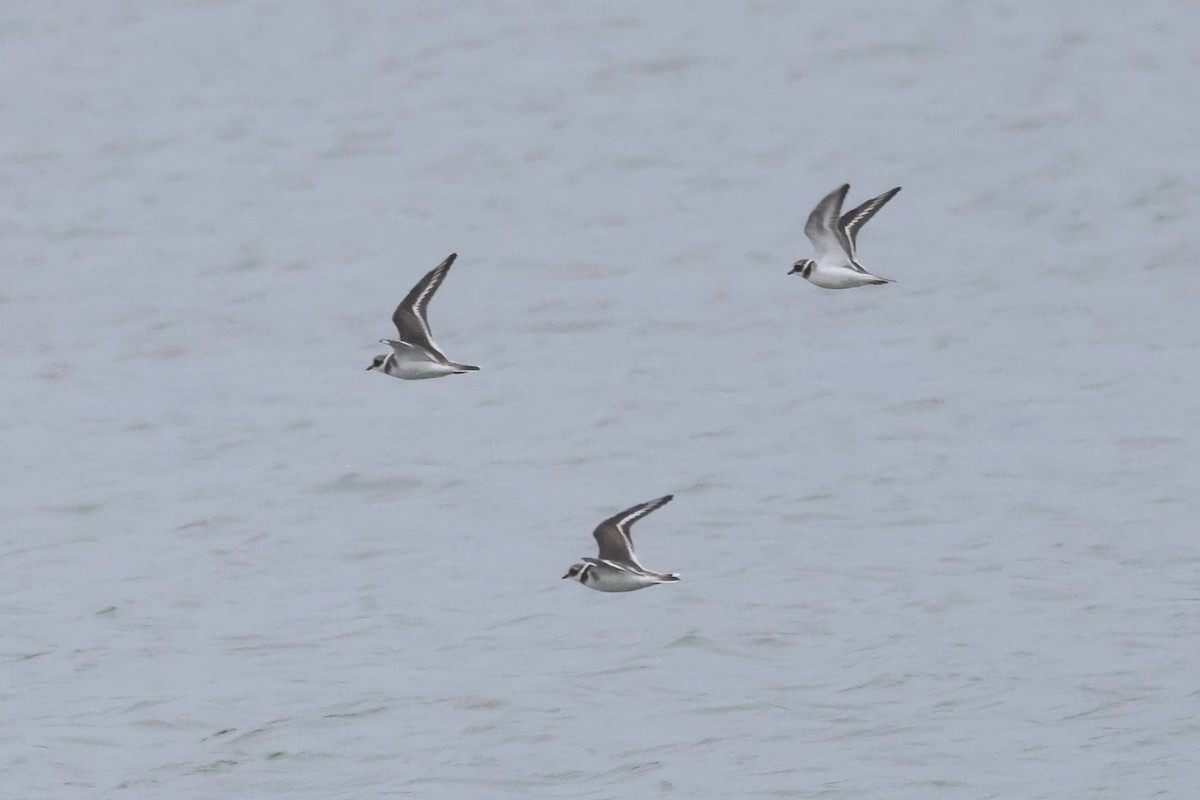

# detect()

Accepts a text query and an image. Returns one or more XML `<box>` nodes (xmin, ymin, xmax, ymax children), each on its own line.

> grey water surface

<box><xmin>2</xmin><ymin>2</ymin><xmax>1199</xmax><ymax>797</ymax></box>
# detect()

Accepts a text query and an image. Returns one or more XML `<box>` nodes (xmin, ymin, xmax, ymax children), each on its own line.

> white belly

<box><xmin>806</xmin><ymin>262</ymin><xmax>887</xmax><ymax>289</ymax></box>
<box><xmin>386</xmin><ymin>355</ymin><xmax>460</xmax><ymax>380</ymax></box>
<box><xmin>586</xmin><ymin>567</ymin><xmax>674</xmax><ymax>592</ymax></box>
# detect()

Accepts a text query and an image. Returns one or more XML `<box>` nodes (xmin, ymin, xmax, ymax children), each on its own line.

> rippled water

<box><xmin>3</xmin><ymin>2</ymin><xmax>1199</xmax><ymax>797</ymax></box>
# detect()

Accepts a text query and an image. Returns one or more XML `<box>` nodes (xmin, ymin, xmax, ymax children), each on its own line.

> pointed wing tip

<box><xmin>646</xmin><ymin>494</ymin><xmax>675</xmax><ymax>512</ymax></box>
<box><xmin>643</xmin><ymin>494</ymin><xmax>674</xmax><ymax>509</ymax></box>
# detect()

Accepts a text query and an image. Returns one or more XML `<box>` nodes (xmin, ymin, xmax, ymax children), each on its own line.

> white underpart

<box><xmin>388</xmin><ymin>358</ymin><xmax>462</xmax><ymax>380</ymax></box>
<box><xmin>382</xmin><ymin>342</ymin><xmax>462</xmax><ymax>380</ymax></box>
<box><xmin>584</xmin><ymin>563</ymin><xmax>674</xmax><ymax>592</ymax></box>
<box><xmin>804</xmin><ymin>260</ymin><xmax>888</xmax><ymax>289</ymax></box>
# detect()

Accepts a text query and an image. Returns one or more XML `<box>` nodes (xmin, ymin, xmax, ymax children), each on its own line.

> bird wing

<box><xmin>581</xmin><ymin>557</ymin><xmax>639</xmax><ymax>574</ymax></box>
<box><xmin>839</xmin><ymin>187</ymin><xmax>900</xmax><ymax>262</ymax></box>
<box><xmin>592</xmin><ymin>494</ymin><xmax>674</xmax><ymax>570</ymax></box>
<box><xmin>391</xmin><ymin>253</ymin><xmax>457</xmax><ymax>358</ymax></box>
<box><xmin>803</xmin><ymin>184</ymin><xmax>853</xmax><ymax>264</ymax></box>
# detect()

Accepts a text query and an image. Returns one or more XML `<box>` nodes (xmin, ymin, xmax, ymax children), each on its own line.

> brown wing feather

<box><xmin>838</xmin><ymin>187</ymin><xmax>900</xmax><ymax>261</ymax></box>
<box><xmin>391</xmin><ymin>253</ymin><xmax>456</xmax><ymax>357</ymax></box>
<box><xmin>592</xmin><ymin>494</ymin><xmax>674</xmax><ymax>567</ymax></box>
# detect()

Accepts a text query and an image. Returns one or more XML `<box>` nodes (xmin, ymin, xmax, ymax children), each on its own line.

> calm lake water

<box><xmin>2</xmin><ymin>2</ymin><xmax>1198</xmax><ymax>797</ymax></box>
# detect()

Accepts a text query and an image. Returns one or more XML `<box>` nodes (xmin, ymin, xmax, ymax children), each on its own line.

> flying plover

<box><xmin>789</xmin><ymin>184</ymin><xmax>900</xmax><ymax>289</ymax></box>
<box><xmin>563</xmin><ymin>495</ymin><xmax>681</xmax><ymax>593</ymax></box>
<box><xmin>367</xmin><ymin>253</ymin><xmax>480</xmax><ymax>379</ymax></box>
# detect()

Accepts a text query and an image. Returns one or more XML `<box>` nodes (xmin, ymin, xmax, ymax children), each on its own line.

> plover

<box><xmin>367</xmin><ymin>253</ymin><xmax>480</xmax><ymax>379</ymax></box>
<box><xmin>562</xmin><ymin>494</ymin><xmax>681</xmax><ymax>592</ymax></box>
<box><xmin>789</xmin><ymin>184</ymin><xmax>900</xmax><ymax>289</ymax></box>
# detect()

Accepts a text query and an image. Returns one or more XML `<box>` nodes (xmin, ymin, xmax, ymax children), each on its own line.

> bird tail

<box><xmin>450</xmin><ymin>363</ymin><xmax>480</xmax><ymax>373</ymax></box>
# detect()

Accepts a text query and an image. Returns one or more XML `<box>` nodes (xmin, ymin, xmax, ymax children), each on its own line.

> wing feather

<box><xmin>391</xmin><ymin>253</ymin><xmax>457</xmax><ymax>359</ymax></box>
<box><xmin>592</xmin><ymin>494</ymin><xmax>674</xmax><ymax>569</ymax></box>
<box><xmin>803</xmin><ymin>184</ymin><xmax>852</xmax><ymax>264</ymax></box>
<box><xmin>839</xmin><ymin>187</ymin><xmax>900</xmax><ymax>261</ymax></box>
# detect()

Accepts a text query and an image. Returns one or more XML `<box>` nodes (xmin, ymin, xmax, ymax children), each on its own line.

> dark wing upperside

<box><xmin>391</xmin><ymin>253</ymin><xmax>457</xmax><ymax>355</ymax></box>
<box><xmin>839</xmin><ymin>187</ymin><xmax>900</xmax><ymax>262</ymax></box>
<box><xmin>592</xmin><ymin>494</ymin><xmax>674</xmax><ymax>568</ymax></box>
<box><xmin>581</xmin><ymin>557</ymin><xmax>639</xmax><ymax>574</ymax></box>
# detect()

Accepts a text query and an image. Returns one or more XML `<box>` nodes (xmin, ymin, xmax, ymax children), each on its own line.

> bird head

<box><xmin>562</xmin><ymin>563</ymin><xmax>589</xmax><ymax>583</ymax></box>
<box><xmin>789</xmin><ymin>259</ymin><xmax>814</xmax><ymax>277</ymax></box>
